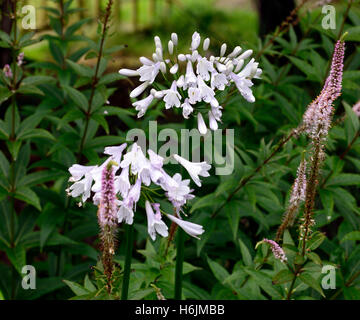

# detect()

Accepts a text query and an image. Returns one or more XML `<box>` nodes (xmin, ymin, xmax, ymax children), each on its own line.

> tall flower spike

<box><xmin>276</xmin><ymin>154</ymin><xmax>307</xmax><ymax>242</ymax></box>
<box><xmin>303</xmin><ymin>38</ymin><xmax>345</xmax><ymax>140</ymax></box>
<box><xmin>300</xmin><ymin>38</ymin><xmax>345</xmax><ymax>255</ymax></box>
<box><xmin>98</xmin><ymin>160</ymin><xmax>118</xmax><ymax>289</ymax></box>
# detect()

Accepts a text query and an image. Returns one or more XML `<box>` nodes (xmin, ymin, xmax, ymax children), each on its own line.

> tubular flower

<box><xmin>119</xmin><ymin>31</ymin><xmax>262</xmax><ymax>133</ymax></box>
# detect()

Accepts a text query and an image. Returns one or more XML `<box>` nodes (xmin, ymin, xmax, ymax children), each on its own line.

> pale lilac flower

<box><xmin>104</xmin><ymin>143</ymin><xmax>127</xmax><ymax>165</ymax></box>
<box><xmin>119</xmin><ymin>68</ymin><xmax>140</xmax><ymax>77</ymax></box>
<box><xmin>137</xmin><ymin>60</ymin><xmax>161</xmax><ymax>84</ymax></box>
<box><xmin>188</xmin><ymin>86</ymin><xmax>201</xmax><ymax>104</ymax></box>
<box><xmin>230</xmin><ymin>72</ymin><xmax>255</xmax><ymax>103</ymax></box>
<box><xmin>353</xmin><ymin>101</ymin><xmax>360</xmax><ymax>117</ymax></box>
<box><xmin>191</xmin><ymin>31</ymin><xmax>201</xmax><ymax>51</ymax></box>
<box><xmin>145</xmin><ymin>201</ymin><xmax>169</xmax><ymax>241</ymax></box>
<box><xmin>162</xmin><ymin>173</ymin><xmax>194</xmax><ymax>213</ymax></box>
<box><xmin>117</xmin><ymin>201</ymin><xmax>134</xmax><ymax>225</ymax></box>
<box><xmin>67</xmin><ymin>172</ymin><xmax>94</xmax><ymax>203</ymax></box>
<box><xmin>133</xmin><ymin>94</ymin><xmax>154</xmax><ymax>117</ymax></box>
<box><xmin>171</xmin><ymin>33</ymin><xmax>178</xmax><ymax>46</ymax></box>
<box><xmin>181</xmin><ymin>98</ymin><xmax>194</xmax><ymax>119</ymax></box>
<box><xmin>173</xmin><ymin>154</ymin><xmax>211</xmax><ymax>187</ymax></box>
<box><xmin>120</xmin><ymin>143</ymin><xmax>148</xmax><ymax>175</ymax></box>
<box><xmin>68</xmin><ymin>164</ymin><xmax>97</xmax><ymax>182</ymax></box>
<box><xmin>208</xmin><ymin>110</ymin><xmax>218</xmax><ymax>131</ymax></box>
<box><xmin>163</xmin><ymin>80</ymin><xmax>181</xmax><ymax>109</ymax></box>
<box><xmin>196</xmin><ymin>57</ymin><xmax>214</xmax><ymax>81</ymax></box>
<box><xmin>115</xmin><ymin>166</ymin><xmax>131</xmax><ymax>198</ymax></box>
<box><xmin>166</xmin><ymin>214</ymin><xmax>204</xmax><ymax>239</ymax></box>
<box><xmin>130</xmin><ymin>81</ymin><xmax>150</xmax><ymax>98</ymax></box>
<box><xmin>197</xmin><ymin>112</ymin><xmax>207</xmax><ymax>135</ymax></box>
<box><xmin>17</xmin><ymin>52</ymin><xmax>24</xmax><ymax>66</ymax></box>
<box><xmin>197</xmin><ymin>75</ymin><xmax>215</xmax><ymax>103</ymax></box>
<box><xmin>203</xmin><ymin>38</ymin><xmax>210</xmax><ymax>51</ymax></box>
<box><xmin>211</xmin><ymin>72</ymin><xmax>228</xmax><ymax>91</ymax></box>
<box><xmin>3</xmin><ymin>64</ymin><xmax>12</xmax><ymax>78</ymax></box>
<box><xmin>184</xmin><ymin>61</ymin><xmax>198</xmax><ymax>88</ymax></box>
<box><xmin>262</xmin><ymin>238</ymin><xmax>287</xmax><ymax>263</ymax></box>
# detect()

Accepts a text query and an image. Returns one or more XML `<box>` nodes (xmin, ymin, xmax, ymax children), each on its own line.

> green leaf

<box><xmin>0</xmin><ymin>150</ymin><xmax>9</xmax><ymax>178</ymax></box>
<box><xmin>5</xmin><ymin>245</ymin><xmax>26</xmax><ymax>274</ymax></box>
<box><xmin>306</xmin><ymin>252</ymin><xmax>322</xmax><ymax>265</ymax></box>
<box><xmin>341</xmin><ymin>231</ymin><xmax>360</xmax><ymax>243</ymax></box>
<box><xmin>327</xmin><ymin>174</ymin><xmax>360</xmax><ymax>186</ymax></box>
<box><xmin>0</xmin><ymin>88</ymin><xmax>12</xmax><ymax>105</ymax></box>
<box><xmin>306</xmin><ymin>232</ymin><xmax>326</xmax><ymax>251</ymax></box>
<box><xmin>345</xmin><ymin>26</ymin><xmax>360</xmax><ymax>42</ymax></box>
<box><xmin>21</xmin><ymin>76</ymin><xmax>55</xmax><ymax>87</ymax></box>
<box><xmin>97</xmin><ymin>73</ymin><xmax>125</xmax><ymax>85</ymax></box>
<box><xmin>17</xmin><ymin>85</ymin><xmax>45</xmax><ymax>96</ymax></box>
<box><xmin>244</xmin><ymin>268</ymin><xmax>282</xmax><ymax>299</ymax></box>
<box><xmin>298</xmin><ymin>273</ymin><xmax>325</xmax><ymax>297</ymax></box>
<box><xmin>17</xmin><ymin>128</ymin><xmax>55</xmax><ymax>141</ymax></box>
<box><xmin>84</xmin><ymin>274</ymin><xmax>96</xmax><ymax>292</ymax></box>
<box><xmin>14</xmin><ymin>187</ymin><xmax>41</xmax><ymax>210</ymax></box>
<box><xmin>207</xmin><ymin>256</ymin><xmax>230</xmax><ymax>283</ymax></box>
<box><xmin>190</xmin><ymin>193</ymin><xmax>223</xmax><ymax>213</ymax></box>
<box><xmin>65</xmin><ymin>59</ymin><xmax>93</xmax><ymax>77</ymax></box>
<box><xmin>343</xmin><ymin>101</ymin><xmax>360</xmax><ymax>132</ymax></box>
<box><xmin>63</xmin><ymin>85</ymin><xmax>88</xmax><ymax>111</ymax></box>
<box><xmin>63</xmin><ymin>280</ymin><xmax>90</xmax><ymax>296</ymax></box>
<box><xmin>272</xmin><ymin>269</ymin><xmax>294</xmax><ymax>285</ymax></box>
<box><xmin>239</xmin><ymin>238</ymin><xmax>253</xmax><ymax>267</ymax></box>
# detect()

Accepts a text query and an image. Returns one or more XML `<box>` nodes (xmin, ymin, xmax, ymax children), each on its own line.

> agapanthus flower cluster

<box><xmin>67</xmin><ymin>143</ymin><xmax>209</xmax><ymax>240</ymax></box>
<box><xmin>303</xmin><ymin>39</ymin><xmax>345</xmax><ymax>140</ymax></box>
<box><xmin>119</xmin><ymin>31</ymin><xmax>262</xmax><ymax>134</ymax></box>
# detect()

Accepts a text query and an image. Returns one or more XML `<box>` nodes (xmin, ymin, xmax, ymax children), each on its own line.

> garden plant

<box><xmin>0</xmin><ymin>0</ymin><xmax>359</xmax><ymax>302</ymax></box>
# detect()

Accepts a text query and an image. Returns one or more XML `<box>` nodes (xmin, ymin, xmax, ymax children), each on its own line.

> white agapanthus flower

<box><xmin>173</xmin><ymin>154</ymin><xmax>211</xmax><ymax>187</ymax></box>
<box><xmin>119</xmin><ymin>31</ymin><xmax>262</xmax><ymax>133</ymax></box>
<box><xmin>166</xmin><ymin>214</ymin><xmax>204</xmax><ymax>239</ymax></box>
<box><xmin>67</xmin><ymin>143</ymin><xmax>210</xmax><ymax>240</ymax></box>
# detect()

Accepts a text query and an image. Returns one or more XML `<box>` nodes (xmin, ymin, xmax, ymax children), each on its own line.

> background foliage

<box><xmin>0</xmin><ymin>0</ymin><xmax>359</xmax><ymax>300</ymax></box>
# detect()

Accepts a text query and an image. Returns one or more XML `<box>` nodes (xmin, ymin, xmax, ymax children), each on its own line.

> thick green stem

<box><xmin>121</xmin><ymin>223</ymin><xmax>134</xmax><ymax>300</ymax></box>
<box><xmin>174</xmin><ymin>228</ymin><xmax>185</xmax><ymax>300</ymax></box>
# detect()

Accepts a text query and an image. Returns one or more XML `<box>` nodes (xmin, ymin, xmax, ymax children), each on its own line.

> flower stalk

<box><xmin>121</xmin><ymin>223</ymin><xmax>134</xmax><ymax>300</ymax></box>
<box><xmin>98</xmin><ymin>161</ymin><xmax>118</xmax><ymax>292</ymax></box>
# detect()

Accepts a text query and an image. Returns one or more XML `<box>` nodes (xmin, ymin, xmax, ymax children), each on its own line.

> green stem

<box><xmin>121</xmin><ymin>223</ymin><xmax>134</xmax><ymax>300</ymax></box>
<box><xmin>174</xmin><ymin>227</ymin><xmax>185</xmax><ymax>300</ymax></box>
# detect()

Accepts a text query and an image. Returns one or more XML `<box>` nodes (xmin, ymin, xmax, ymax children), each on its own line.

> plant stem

<box><xmin>174</xmin><ymin>227</ymin><xmax>185</xmax><ymax>300</ymax></box>
<box><xmin>121</xmin><ymin>223</ymin><xmax>134</xmax><ymax>300</ymax></box>
<box><xmin>211</xmin><ymin>127</ymin><xmax>302</xmax><ymax>218</ymax></box>
<box><xmin>77</xmin><ymin>0</ymin><xmax>112</xmax><ymax>162</ymax></box>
